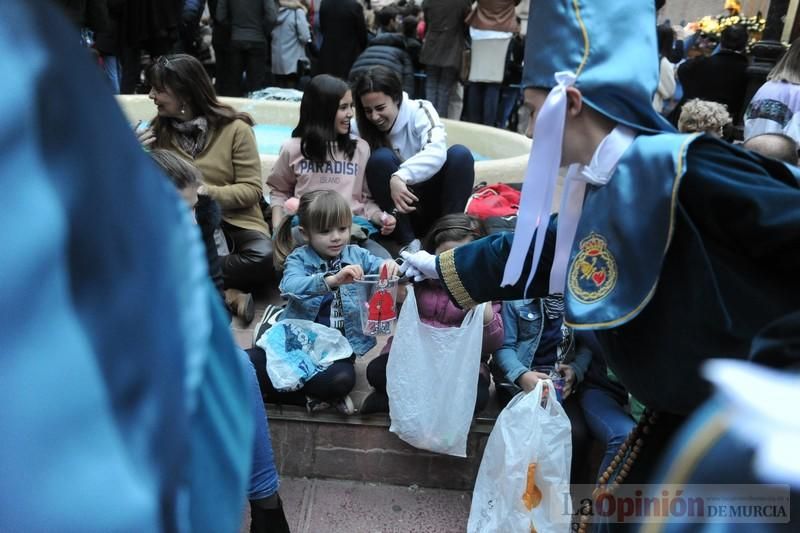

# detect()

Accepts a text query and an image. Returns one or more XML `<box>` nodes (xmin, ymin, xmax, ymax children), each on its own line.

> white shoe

<box><xmin>334</xmin><ymin>395</ymin><xmax>356</xmax><ymax>415</ymax></box>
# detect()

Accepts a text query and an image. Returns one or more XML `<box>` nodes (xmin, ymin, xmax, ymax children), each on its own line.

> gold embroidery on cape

<box><xmin>639</xmin><ymin>411</ymin><xmax>730</xmax><ymax>533</ymax></box>
<box><xmin>564</xmin><ymin>134</ymin><xmax>699</xmax><ymax>329</ymax></box>
<box><xmin>568</xmin><ymin>232</ymin><xmax>617</xmax><ymax>303</ymax></box>
<box><xmin>439</xmin><ymin>249</ymin><xmax>478</xmax><ymax>309</ymax></box>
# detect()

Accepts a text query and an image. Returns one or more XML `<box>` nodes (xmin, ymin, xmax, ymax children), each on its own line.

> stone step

<box><xmin>267</xmin><ymin>406</ymin><xmax>495</xmax><ymax>492</ymax></box>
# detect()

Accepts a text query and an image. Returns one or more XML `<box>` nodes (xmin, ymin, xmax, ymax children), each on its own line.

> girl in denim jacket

<box><xmin>265</xmin><ymin>190</ymin><xmax>399</xmax><ymax>414</ymax></box>
<box><xmin>493</xmin><ymin>296</ymin><xmax>594</xmax><ymax>482</ymax></box>
<box><xmin>493</xmin><ymin>298</ymin><xmax>635</xmax><ymax>483</ymax></box>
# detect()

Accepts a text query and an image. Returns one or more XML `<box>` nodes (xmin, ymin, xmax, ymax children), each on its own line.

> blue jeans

<box><xmin>245</xmin><ymin>356</ymin><xmax>280</xmax><ymax>500</ymax></box>
<box><xmin>498</xmin><ymin>86</ymin><xmax>521</xmax><ymax>130</ymax></box>
<box><xmin>579</xmin><ymin>387</ymin><xmax>635</xmax><ymax>480</ymax></box>
<box><xmin>365</xmin><ymin>145</ymin><xmax>474</xmax><ymax>244</ymax></box>
<box><xmin>425</xmin><ymin>66</ymin><xmax>459</xmax><ymax>117</ymax></box>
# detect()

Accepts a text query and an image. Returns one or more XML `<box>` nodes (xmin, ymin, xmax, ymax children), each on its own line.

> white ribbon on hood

<box><xmin>501</xmin><ymin>71</ymin><xmax>576</xmax><ymax>291</ymax></box>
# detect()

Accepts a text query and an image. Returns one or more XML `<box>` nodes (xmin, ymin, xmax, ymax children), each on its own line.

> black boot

<box><xmin>359</xmin><ymin>391</ymin><xmax>389</xmax><ymax>414</ymax></box>
<box><xmin>249</xmin><ymin>494</ymin><xmax>291</xmax><ymax>533</ymax></box>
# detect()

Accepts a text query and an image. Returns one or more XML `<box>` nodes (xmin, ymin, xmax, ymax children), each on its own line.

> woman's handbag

<box><xmin>386</xmin><ymin>286</ymin><xmax>486</xmax><ymax>457</ymax></box>
<box><xmin>467</xmin><ymin>382</ymin><xmax>573</xmax><ymax>532</ymax></box>
<box><xmin>460</xmin><ymin>47</ymin><xmax>471</xmax><ymax>83</ymax></box>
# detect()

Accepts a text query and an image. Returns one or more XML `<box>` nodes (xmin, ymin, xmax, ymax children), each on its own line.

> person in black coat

<box><xmin>56</xmin><ymin>0</ymin><xmax>122</xmax><ymax>91</ymax></box>
<box><xmin>118</xmin><ymin>0</ymin><xmax>183</xmax><ymax>93</ymax></box>
<box><xmin>673</xmin><ymin>24</ymin><xmax>750</xmax><ymax>125</ymax></box>
<box><xmin>349</xmin><ymin>33</ymin><xmax>415</xmax><ymax>95</ymax></box>
<box><xmin>401</xmin><ymin>15</ymin><xmax>422</xmax><ymax>71</ymax></box>
<box><xmin>55</xmin><ymin>0</ymin><xmax>110</xmax><ymax>35</ymax></box>
<box><xmin>316</xmin><ymin>0</ymin><xmax>367</xmax><ymax>79</ymax></box>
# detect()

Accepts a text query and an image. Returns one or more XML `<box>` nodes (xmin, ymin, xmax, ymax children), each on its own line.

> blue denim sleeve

<box><xmin>494</xmin><ymin>301</ymin><xmax>529</xmax><ymax>385</ymax></box>
<box><xmin>279</xmin><ymin>250</ymin><xmax>330</xmax><ymax>299</ymax></box>
<box><xmin>352</xmin><ymin>245</ymin><xmax>386</xmax><ymax>275</ymax></box>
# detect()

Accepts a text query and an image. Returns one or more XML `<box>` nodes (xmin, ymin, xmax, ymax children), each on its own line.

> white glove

<box><xmin>399</xmin><ymin>250</ymin><xmax>439</xmax><ymax>282</ymax></box>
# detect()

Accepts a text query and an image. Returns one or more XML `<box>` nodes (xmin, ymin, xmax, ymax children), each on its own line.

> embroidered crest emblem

<box><xmin>568</xmin><ymin>232</ymin><xmax>617</xmax><ymax>303</ymax></box>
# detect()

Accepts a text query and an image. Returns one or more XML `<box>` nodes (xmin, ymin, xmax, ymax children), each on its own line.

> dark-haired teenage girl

<box><xmin>352</xmin><ymin>66</ymin><xmax>475</xmax><ymax>246</ymax></box>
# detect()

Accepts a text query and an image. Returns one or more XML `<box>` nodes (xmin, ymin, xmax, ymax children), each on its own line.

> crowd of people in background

<box><xmin>60</xmin><ymin>0</ymin><xmax>800</xmax><ymax>156</ymax></box>
<box><xmin>653</xmin><ymin>9</ymin><xmax>800</xmax><ymax>163</ymax></box>
<box><xmin>55</xmin><ymin>0</ymin><xmax>528</xmax><ymax>129</ymax></box>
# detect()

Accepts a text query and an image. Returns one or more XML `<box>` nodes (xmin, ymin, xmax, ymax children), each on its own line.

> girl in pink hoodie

<box><xmin>361</xmin><ymin>214</ymin><xmax>504</xmax><ymax>414</ymax></box>
<box><xmin>267</xmin><ymin>74</ymin><xmax>396</xmax><ymax>264</ymax></box>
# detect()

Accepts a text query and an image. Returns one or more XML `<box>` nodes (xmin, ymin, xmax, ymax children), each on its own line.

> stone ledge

<box><xmin>267</xmin><ymin>414</ymin><xmax>490</xmax><ymax>491</ymax></box>
<box><xmin>266</xmin><ymin>403</ymin><xmax>497</xmax><ymax>434</ymax></box>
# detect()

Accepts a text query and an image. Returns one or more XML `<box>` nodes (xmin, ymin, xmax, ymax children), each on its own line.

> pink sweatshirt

<box><xmin>267</xmin><ymin>137</ymin><xmax>382</xmax><ymax>221</ymax></box>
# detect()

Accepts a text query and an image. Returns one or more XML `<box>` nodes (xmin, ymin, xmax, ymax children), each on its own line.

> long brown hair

<box><xmin>422</xmin><ymin>214</ymin><xmax>487</xmax><ymax>254</ymax></box>
<box><xmin>351</xmin><ymin>66</ymin><xmax>404</xmax><ymax>151</ymax></box>
<box><xmin>273</xmin><ymin>190</ymin><xmax>353</xmax><ymax>270</ymax></box>
<box><xmin>293</xmin><ymin>74</ymin><xmax>357</xmax><ymax>165</ymax></box>
<box><xmin>145</xmin><ymin>54</ymin><xmax>254</xmax><ymax>148</ymax></box>
<box><xmin>768</xmin><ymin>38</ymin><xmax>800</xmax><ymax>84</ymax></box>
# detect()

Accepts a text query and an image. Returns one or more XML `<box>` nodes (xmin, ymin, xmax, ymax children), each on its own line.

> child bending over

<box><xmin>361</xmin><ymin>214</ymin><xmax>503</xmax><ymax>414</ymax></box>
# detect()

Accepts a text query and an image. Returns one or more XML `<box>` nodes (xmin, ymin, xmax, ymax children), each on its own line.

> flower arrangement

<box><xmin>686</xmin><ymin>13</ymin><xmax>766</xmax><ymax>47</ymax></box>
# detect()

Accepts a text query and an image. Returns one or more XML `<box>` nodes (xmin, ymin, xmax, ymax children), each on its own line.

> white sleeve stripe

<box><xmin>418</xmin><ymin>101</ymin><xmax>436</xmax><ymax>145</ymax></box>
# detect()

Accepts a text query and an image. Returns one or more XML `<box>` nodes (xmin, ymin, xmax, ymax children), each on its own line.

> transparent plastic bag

<box><xmin>353</xmin><ymin>274</ymin><xmax>398</xmax><ymax>336</ymax></box>
<box><xmin>256</xmin><ymin>319</ymin><xmax>352</xmax><ymax>391</ymax></box>
<box><xmin>468</xmin><ymin>381</ymin><xmax>572</xmax><ymax>532</ymax></box>
<box><xmin>386</xmin><ymin>286</ymin><xmax>486</xmax><ymax>457</ymax></box>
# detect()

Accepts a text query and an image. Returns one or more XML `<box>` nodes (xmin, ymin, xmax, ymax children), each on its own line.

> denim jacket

<box><xmin>279</xmin><ymin>244</ymin><xmax>386</xmax><ymax>356</ymax></box>
<box><xmin>494</xmin><ymin>299</ymin><xmax>592</xmax><ymax>387</ymax></box>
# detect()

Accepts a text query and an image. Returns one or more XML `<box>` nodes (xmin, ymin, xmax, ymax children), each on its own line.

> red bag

<box><xmin>465</xmin><ymin>183</ymin><xmax>521</xmax><ymax>219</ymax></box>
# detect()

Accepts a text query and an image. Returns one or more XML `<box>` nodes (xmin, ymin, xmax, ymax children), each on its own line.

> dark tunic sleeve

<box><xmin>680</xmin><ymin>139</ymin><xmax>800</xmax><ymax>265</ymax></box>
<box><xmin>436</xmin><ymin>216</ymin><xmax>557</xmax><ymax>308</ymax></box>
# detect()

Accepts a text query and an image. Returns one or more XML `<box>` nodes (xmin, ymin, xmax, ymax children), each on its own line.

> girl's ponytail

<box><xmin>272</xmin><ymin>214</ymin><xmax>297</xmax><ymax>271</ymax></box>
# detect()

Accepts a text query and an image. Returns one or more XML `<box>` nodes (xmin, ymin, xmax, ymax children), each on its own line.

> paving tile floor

<box><xmin>246</xmin><ymin>477</ymin><xmax>472</xmax><ymax>533</ymax></box>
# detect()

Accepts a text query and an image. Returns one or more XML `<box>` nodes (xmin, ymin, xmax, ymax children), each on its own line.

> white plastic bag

<box><xmin>256</xmin><ymin>319</ymin><xmax>352</xmax><ymax>391</ymax></box>
<box><xmin>468</xmin><ymin>381</ymin><xmax>572</xmax><ymax>533</ymax></box>
<box><xmin>386</xmin><ymin>286</ymin><xmax>486</xmax><ymax>457</ymax></box>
